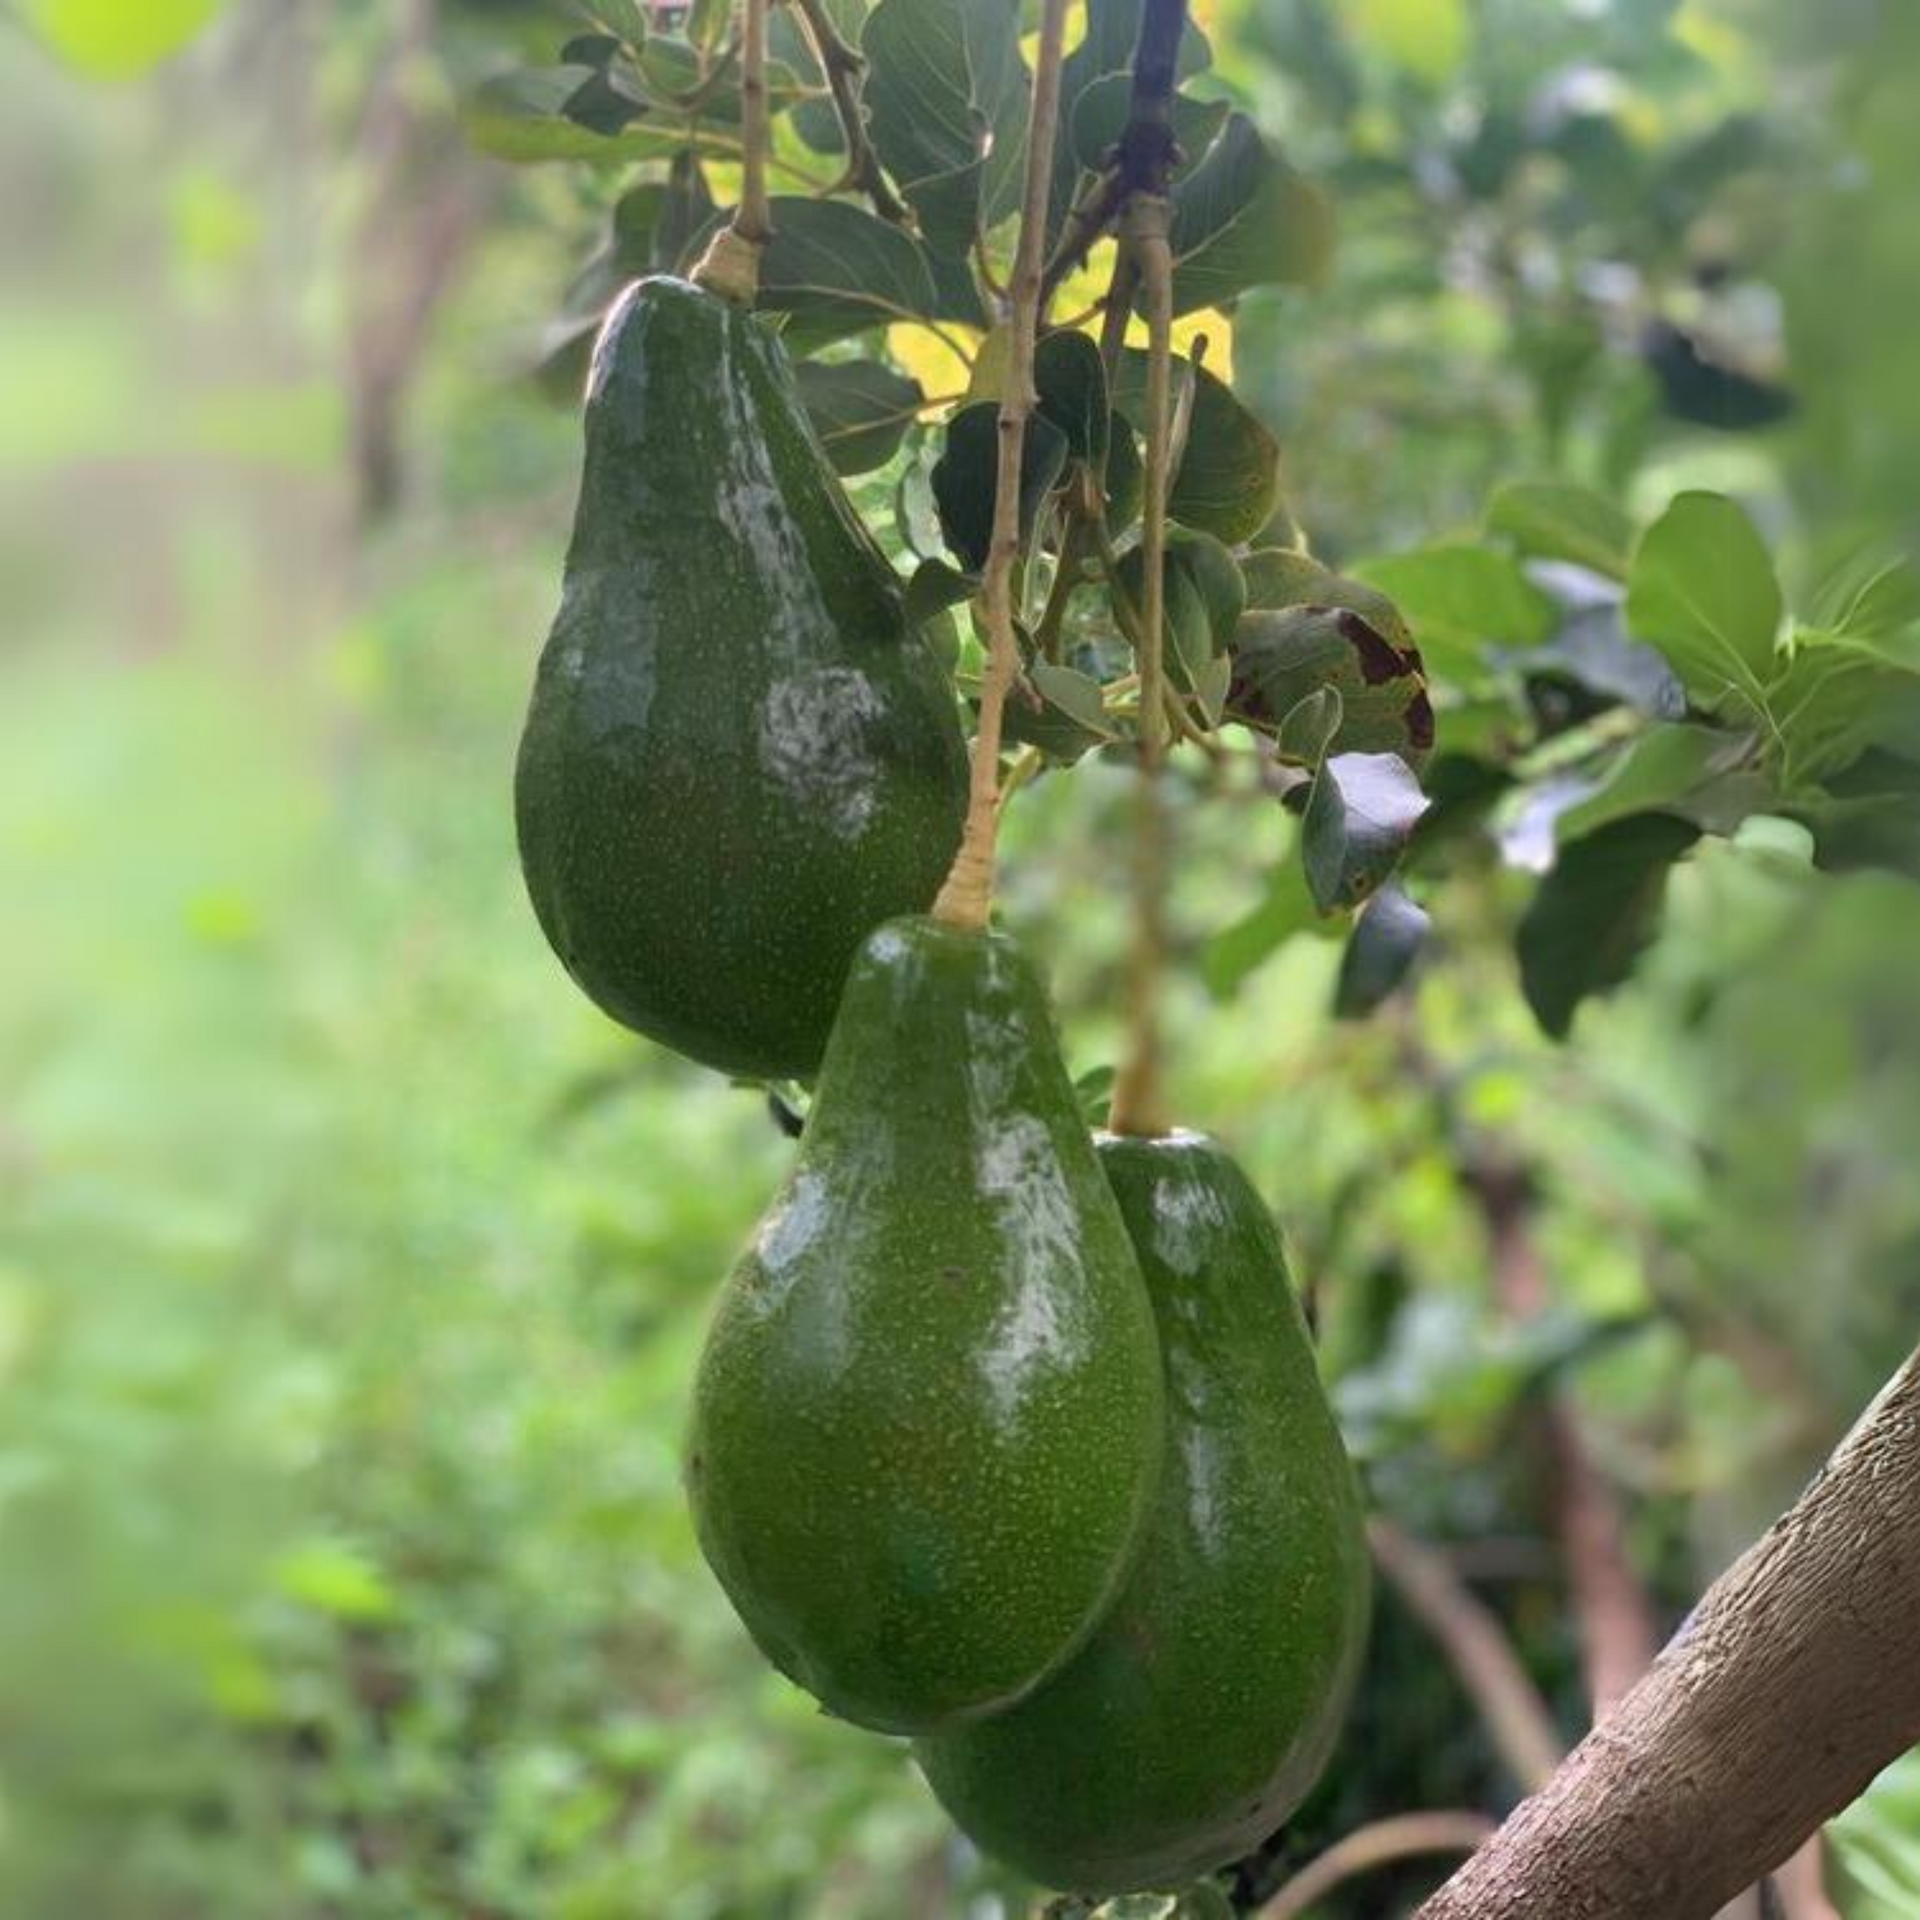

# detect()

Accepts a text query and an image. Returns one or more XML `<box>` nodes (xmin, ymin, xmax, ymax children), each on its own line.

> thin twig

<box><xmin>1259</xmin><ymin>1813</ymin><xmax>1497</xmax><ymax>1920</ymax></box>
<box><xmin>786</xmin><ymin>0</ymin><xmax>912</xmax><ymax>225</ymax></box>
<box><xmin>929</xmin><ymin>0</ymin><xmax>1073</xmax><ymax>931</ymax></box>
<box><xmin>690</xmin><ymin>0</ymin><xmax>773</xmax><ymax>300</ymax></box>
<box><xmin>1370</xmin><ymin>1516</ymin><xmax>1567</xmax><ymax>1794</ymax></box>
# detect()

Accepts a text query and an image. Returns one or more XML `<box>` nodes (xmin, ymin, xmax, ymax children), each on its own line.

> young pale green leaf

<box><xmin>1806</xmin><ymin>550</ymin><xmax>1920</xmax><ymax>644</ymax></box>
<box><xmin>1204</xmin><ymin>855</ymin><xmax>1330</xmax><ymax>1000</ymax></box>
<box><xmin>1486</xmin><ymin>480</ymin><xmax>1637</xmax><ymax>581</ymax></box>
<box><xmin>1553</xmin><ymin>724</ymin><xmax>1767</xmax><ymax>845</ymax></box>
<box><xmin>1626</xmin><ymin>491</ymin><xmax>1784</xmax><ymax>715</ymax></box>
<box><xmin>1770</xmin><ymin>628</ymin><xmax>1920</xmax><ymax>789</ymax></box>
<box><xmin>1232</xmin><ymin>605</ymin><xmax>1434</xmax><ymax>765</ymax></box>
<box><xmin>862</xmin><ymin>0</ymin><xmax>1026</xmax><ymax>258</ymax></box>
<box><xmin>1113</xmin><ymin>350</ymin><xmax>1280</xmax><ymax>544</ymax></box>
<box><xmin>793</xmin><ymin>360</ymin><xmax>924</xmax><ymax>476</ymax></box>
<box><xmin>1303</xmin><ymin>751</ymin><xmax>1431</xmax><ymax>913</ymax></box>
<box><xmin>930</xmin><ymin>403</ymin><xmax>1070</xmax><ymax>572</ymax></box>
<box><xmin>1356</xmin><ymin>544</ymin><xmax>1558</xmax><ymax>666</ymax></box>
<box><xmin>23</xmin><ymin>0</ymin><xmax>226</xmax><ymax>77</ymax></box>
<box><xmin>1334</xmin><ymin>882</ymin><xmax>1431</xmax><ymax>1018</ymax></box>
<box><xmin>1167</xmin><ymin>114</ymin><xmax>1335</xmax><ymax>316</ymax></box>
<box><xmin>1517</xmin><ymin>813</ymin><xmax>1701</xmax><ymax>1039</ymax></box>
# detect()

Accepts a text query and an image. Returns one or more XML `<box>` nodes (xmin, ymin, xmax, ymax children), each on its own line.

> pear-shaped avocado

<box><xmin>916</xmin><ymin>1131</ymin><xmax>1369</xmax><ymax>1895</ymax></box>
<box><xmin>515</xmin><ymin>276</ymin><xmax>968</xmax><ymax>1081</ymax></box>
<box><xmin>686</xmin><ymin>916</ymin><xmax>1166</xmax><ymax>1735</ymax></box>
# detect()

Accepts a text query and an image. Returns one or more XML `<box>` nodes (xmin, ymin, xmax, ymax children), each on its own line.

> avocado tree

<box><xmin>459</xmin><ymin>0</ymin><xmax>1920</xmax><ymax>1914</ymax></box>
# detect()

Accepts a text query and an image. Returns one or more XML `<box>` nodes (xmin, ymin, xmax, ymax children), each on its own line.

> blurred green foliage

<box><xmin>3</xmin><ymin>0</ymin><xmax>1917</xmax><ymax>1915</ymax></box>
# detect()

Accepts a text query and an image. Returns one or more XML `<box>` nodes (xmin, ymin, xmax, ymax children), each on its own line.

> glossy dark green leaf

<box><xmin>752</xmin><ymin>197</ymin><xmax>943</xmax><ymax>335</ymax></box>
<box><xmin>930</xmin><ymin>403</ymin><xmax>1070</xmax><ymax>572</ymax></box>
<box><xmin>464</xmin><ymin>65</ymin><xmax>669</xmax><ymax>163</ymax></box>
<box><xmin>862</xmin><ymin>0</ymin><xmax>1026</xmax><ymax>257</ymax></box>
<box><xmin>1167</xmin><ymin>114</ymin><xmax>1335</xmax><ymax>315</ymax></box>
<box><xmin>1068</xmin><ymin>76</ymin><xmax>1227</xmax><ymax>179</ymax></box>
<box><xmin>1303</xmin><ymin>751</ymin><xmax>1432</xmax><ymax>913</ymax></box>
<box><xmin>1112</xmin><ymin>350</ymin><xmax>1279</xmax><ymax>544</ymax></box>
<box><xmin>1033</xmin><ymin>330</ymin><xmax>1108</xmax><ymax>466</ymax></box>
<box><xmin>1116</xmin><ymin>531</ymin><xmax>1245</xmax><ymax>692</ymax></box>
<box><xmin>1555</xmin><ymin>725</ymin><xmax>1768</xmax><ymax>845</ymax></box>
<box><xmin>1517</xmin><ymin>813</ymin><xmax>1701</xmax><ymax>1039</ymax></box>
<box><xmin>903</xmin><ymin>557</ymin><xmax>978</xmax><ymax>626</ymax></box>
<box><xmin>793</xmin><ymin>360</ymin><xmax>925</xmax><ymax>475</ymax></box>
<box><xmin>1334</xmin><ymin>883</ymin><xmax>1431</xmax><ymax>1019</ymax></box>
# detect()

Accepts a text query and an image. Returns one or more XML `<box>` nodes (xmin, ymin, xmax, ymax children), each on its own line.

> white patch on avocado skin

<box><xmin>759</xmin><ymin>668</ymin><xmax>887</xmax><ymax>841</ymax></box>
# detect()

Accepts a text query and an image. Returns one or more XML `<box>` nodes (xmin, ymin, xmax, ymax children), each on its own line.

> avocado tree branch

<box><xmin>691</xmin><ymin>0</ymin><xmax>773</xmax><ymax>301</ymax></box>
<box><xmin>786</xmin><ymin>0</ymin><xmax>912</xmax><ymax>225</ymax></box>
<box><xmin>930</xmin><ymin>0</ymin><xmax>1073</xmax><ymax>932</ymax></box>
<box><xmin>1257</xmin><ymin>1812</ymin><xmax>1497</xmax><ymax>1920</ymax></box>
<box><xmin>1414</xmin><ymin>1343</ymin><xmax>1920</xmax><ymax>1920</ymax></box>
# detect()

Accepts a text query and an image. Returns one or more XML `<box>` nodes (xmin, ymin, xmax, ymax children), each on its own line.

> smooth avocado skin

<box><xmin>514</xmin><ymin>276</ymin><xmax>968</xmax><ymax>1082</ymax></box>
<box><xmin>685</xmin><ymin>916</ymin><xmax>1167</xmax><ymax>1735</ymax></box>
<box><xmin>915</xmin><ymin>1131</ymin><xmax>1370</xmax><ymax>1895</ymax></box>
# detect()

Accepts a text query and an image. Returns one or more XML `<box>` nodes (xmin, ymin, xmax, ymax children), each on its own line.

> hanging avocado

<box><xmin>686</xmin><ymin>916</ymin><xmax>1167</xmax><ymax>1735</ymax></box>
<box><xmin>515</xmin><ymin>276</ymin><xmax>968</xmax><ymax>1082</ymax></box>
<box><xmin>916</xmin><ymin>1131</ymin><xmax>1370</xmax><ymax>1895</ymax></box>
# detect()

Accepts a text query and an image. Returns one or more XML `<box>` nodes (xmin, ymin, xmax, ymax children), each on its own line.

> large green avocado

<box><xmin>686</xmin><ymin>916</ymin><xmax>1167</xmax><ymax>1735</ymax></box>
<box><xmin>916</xmin><ymin>1131</ymin><xmax>1370</xmax><ymax>1894</ymax></box>
<box><xmin>515</xmin><ymin>276</ymin><xmax>968</xmax><ymax>1081</ymax></box>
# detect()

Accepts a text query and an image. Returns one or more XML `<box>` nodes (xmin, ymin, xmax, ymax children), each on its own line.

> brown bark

<box><xmin>1414</xmin><ymin>1345</ymin><xmax>1920</xmax><ymax>1920</ymax></box>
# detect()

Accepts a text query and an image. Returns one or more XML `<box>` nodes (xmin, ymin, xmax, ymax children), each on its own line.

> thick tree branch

<box><xmin>1415</xmin><ymin>1344</ymin><xmax>1920</xmax><ymax>1920</ymax></box>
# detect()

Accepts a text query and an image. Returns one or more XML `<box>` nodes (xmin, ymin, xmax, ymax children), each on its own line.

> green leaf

<box><xmin>1166</xmin><ymin>114</ymin><xmax>1335</xmax><ymax>316</ymax></box>
<box><xmin>1204</xmin><ymin>856</ymin><xmax>1328</xmax><ymax>999</ymax></box>
<box><xmin>903</xmin><ymin>557</ymin><xmax>978</xmax><ymax>626</ymax></box>
<box><xmin>1232</xmin><ymin>605</ymin><xmax>1434</xmax><ymax>765</ymax></box>
<box><xmin>1626</xmin><ymin>491</ymin><xmax>1783</xmax><ymax>715</ymax></box>
<box><xmin>1068</xmin><ymin>77</ymin><xmax>1228</xmax><ymax>179</ymax></box>
<box><xmin>464</xmin><ymin>66</ymin><xmax>637</xmax><ymax>163</ymax></box>
<box><xmin>1806</xmin><ymin>550</ymin><xmax>1920</xmax><ymax>644</ymax></box>
<box><xmin>862</xmin><ymin>0</ymin><xmax>1026</xmax><ymax>258</ymax></box>
<box><xmin>1831</xmin><ymin>1750</ymin><xmax>1920</xmax><ymax>1920</ymax></box>
<box><xmin>1113</xmin><ymin>350</ymin><xmax>1280</xmax><ymax>545</ymax></box>
<box><xmin>1517</xmin><ymin>814</ymin><xmax>1701</xmax><ymax>1039</ymax></box>
<box><xmin>1554</xmin><ymin>725</ymin><xmax>1768</xmax><ymax>845</ymax></box>
<box><xmin>23</xmin><ymin>0</ymin><xmax>226</xmax><ymax>77</ymax></box>
<box><xmin>1335</xmin><ymin>882</ymin><xmax>1430</xmax><ymax>1018</ymax></box>
<box><xmin>1004</xmin><ymin>662</ymin><xmax>1117</xmax><ymax>765</ymax></box>
<box><xmin>1117</xmin><ymin>532</ymin><xmax>1246</xmax><ymax>692</ymax></box>
<box><xmin>1357</xmin><ymin>545</ymin><xmax>1558</xmax><ymax>666</ymax></box>
<box><xmin>1103</xmin><ymin>413</ymin><xmax>1144</xmax><ymax>531</ymax></box>
<box><xmin>753</xmin><ymin>197</ymin><xmax>943</xmax><ymax>334</ymax></box>
<box><xmin>930</xmin><ymin>403</ymin><xmax>1070</xmax><ymax>572</ymax></box>
<box><xmin>1486</xmin><ymin>481</ymin><xmax>1637</xmax><ymax>581</ymax></box>
<box><xmin>1304</xmin><ymin>751</ymin><xmax>1431</xmax><ymax>912</ymax></box>
<box><xmin>1033</xmin><ymin>330</ymin><xmax>1108</xmax><ymax>467</ymax></box>
<box><xmin>793</xmin><ymin>360</ymin><xmax>924</xmax><ymax>475</ymax></box>
<box><xmin>1772</xmin><ymin>632</ymin><xmax>1920</xmax><ymax>789</ymax></box>
<box><xmin>274</xmin><ymin>1540</ymin><xmax>398</xmax><ymax>1624</ymax></box>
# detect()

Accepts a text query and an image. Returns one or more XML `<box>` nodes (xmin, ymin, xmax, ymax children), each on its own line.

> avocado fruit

<box><xmin>514</xmin><ymin>276</ymin><xmax>968</xmax><ymax>1082</ymax></box>
<box><xmin>915</xmin><ymin>1130</ymin><xmax>1370</xmax><ymax>1894</ymax></box>
<box><xmin>685</xmin><ymin>916</ymin><xmax>1167</xmax><ymax>1735</ymax></box>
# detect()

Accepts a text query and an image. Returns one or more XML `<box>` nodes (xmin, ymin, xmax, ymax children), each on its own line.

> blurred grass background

<box><xmin>3</xmin><ymin>1</ymin><xmax>1917</xmax><ymax>1914</ymax></box>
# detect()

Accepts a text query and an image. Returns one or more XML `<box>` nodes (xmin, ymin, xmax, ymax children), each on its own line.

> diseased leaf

<box><xmin>1303</xmin><ymin>751</ymin><xmax>1432</xmax><ymax>912</ymax></box>
<box><xmin>1626</xmin><ymin>491</ymin><xmax>1783</xmax><ymax>715</ymax></box>
<box><xmin>1167</xmin><ymin>114</ymin><xmax>1334</xmax><ymax>316</ymax></box>
<box><xmin>862</xmin><ymin>0</ymin><xmax>1026</xmax><ymax>258</ymax></box>
<box><xmin>794</xmin><ymin>359</ymin><xmax>924</xmax><ymax>475</ymax></box>
<box><xmin>1335</xmin><ymin>883</ymin><xmax>1431</xmax><ymax>1018</ymax></box>
<box><xmin>1113</xmin><ymin>350</ymin><xmax>1279</xmax><ymax>544</ymax></box>
<box><xmin>1517</xmin><ymin>814</ymin><xmax>1701</xmax><ymax>1039</ymax></box>
<box><xmin>930</xmin><ymin>403</ymin><xmax>1070</xmax><ymax>571</ymax></box>
<box><xmin>1232</xmin><ymin>605</ymin><xmax>1434</xmax><ymax>765</ymax></box>
<box><xmin>1487</xmin><ymin>481</ymin><xmax>1637</xmax><ymax>581</ymax></box>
